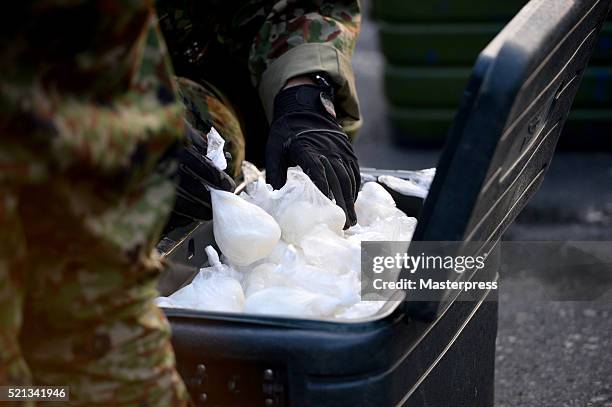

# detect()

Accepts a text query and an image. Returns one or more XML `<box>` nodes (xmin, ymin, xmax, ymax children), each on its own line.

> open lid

<box><xmin>406</xmin><ymin>0</ymin><xmax>611</xmax><ymax>319</ymax></box>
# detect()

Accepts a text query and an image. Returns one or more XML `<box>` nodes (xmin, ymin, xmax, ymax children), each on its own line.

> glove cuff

<box><xmin>273</xmin><ymin>84</ymin><xmax>335</xmax><ymax>121</ymax></box>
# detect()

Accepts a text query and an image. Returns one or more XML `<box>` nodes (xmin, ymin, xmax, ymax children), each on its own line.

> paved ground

<box><xmin>352</xmin><ymin>8</ymin><xmax>612</xmax><ymax>406</ymax></box>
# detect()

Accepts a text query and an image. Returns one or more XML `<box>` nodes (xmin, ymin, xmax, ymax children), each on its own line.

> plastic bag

<box><xmin>162</xmin><ymin>275</ymin><xmax>244</xmax><ymax>312</ymax></box>
<box><xmin>211</xmin><ymin>189</ymin><xmax>281</xmax><ymax>266</ymax></box>
<box><xmin>204</xmin><ymin>245</ymin><xmax>242</xmax><ymax>280</ymax></box>
<box><xmin>274</xmin><ymin>245</ymin><xmax>359</xmax><ymax>304</ymax></box>
<box><xmin>354</xmin><ymin>182</ymin><xmax>398</xmax><ymax>226</ymax></box>
<box><xmin>267</xmin><ymin>167</ymin><xmax>346</xmax><ymax>244</ymax></box>
<box><xmin>241</xmin><ymin>160</ymin><xmax>263</xmax><ymax>185</ymax></box>
<box><xmin>378</xmin><ymin>168</ymin><xmax>436</xmax><ymax>199</ymax></box>
<box><xmin>163</xmin><ymin>246</ymin><xmax>245</xmax><ymax>312</ymax></box>
<box><xmin>240</xmin><ymin>178</ymin><xmax>275</xmax><ymax>213</ymax></box>
<box><xmin>266</xmin><ymin>239</ymin><xmax>291</xmax><ymax>264</ymax></box>
<box><xmin>242</xmin><ymin>262</ymin><xmax>286</xmax><ymax>297</ymax></box>
<box><xmin>300</xmin><ymin>224</ymin><xmax>360</xmax><ymax>275</ymax></box>
<box><xmin>244</xmin><ymin>287</ymin><xmax>342</xmax><ymax>317</ymax></box>
<box><xmin>163</xmin><ymin>166</ymin><xmax>433</xmax><ymax>320</ymax></box>
<box><xmin>350</xmin><ymin>181</ymin><xmax>417</xmax><ymax>242</ymax></box>
<box><xmin>347</xmin><ymin>215</ymin><xmax>417</xmax><ymax>243</ymax></box>
<box><xmin>155</xmin><ymin>296</ymin><xmax>179</xmax><ymax>308</ymax></box>
<box><xmin>206</xmin><ymin>127</ymin><xmax>227</xmax><ymax>171</ymax></box>
<box><xmin>334</xmin><ymin>301</ymin><xmax>385</xmax><ymax>320</ymax></box>
<box><xmin>195</xmin><ymin>275</ymin><xmax>244</xmax><ymax>312</ymax></box>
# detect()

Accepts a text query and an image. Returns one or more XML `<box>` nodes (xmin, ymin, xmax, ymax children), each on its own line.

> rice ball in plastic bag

<box><xmin>244</xmin><ymin>287</ymin><xmax>342</xmax><ymax>317</ymax></box>
<box><xmin>211</xmin><ymin>189</ymin><xmax>281</xmax><ymax>266</ymax></box>
<box><xmin>242</xmin><ymin>167</ymin><xmax>345</xmax><ymax>245</ymax></box>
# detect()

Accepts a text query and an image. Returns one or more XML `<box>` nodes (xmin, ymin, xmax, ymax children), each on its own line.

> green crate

<box><xmin>389</xmin><ymin>107</ymin><xmax>612</xmax><ymax>148</ymax></box>
<box><xmin>379</xmin><ymin>21</ymin><xmax>612</xmax><ymax>65</ymax></box>
<box><xmin>384</xmin><ymin>66</ymin><xmax>470</xmax><ymax>107</ymax></box>
<box><xmin>372</xmin><ymin>0</ymin><xmax>527</xmax><ymax>23</ymax></box>
<box><xmin>385</xmin><ymin>65</ymin><xmax>612</xmax><ymax>108</ymax></box>
<box><xmin>388</xmin><ymin>108</ymin><xmax>455</xmax><ymax>146</ymax></box>
<box><xmin>379</xmin><ymin>23</ymin><xmax>502</xmax><ymax>65</ymax></box>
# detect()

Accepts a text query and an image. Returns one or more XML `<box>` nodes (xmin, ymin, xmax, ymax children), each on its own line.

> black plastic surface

<box><xmin>168</xmin><ymin>283</ymin><xmax>497</xmax><ymax>407</ymax></box>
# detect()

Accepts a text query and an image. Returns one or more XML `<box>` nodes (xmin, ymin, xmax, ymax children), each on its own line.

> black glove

<box><xmin>168</xmin><ymin>122</ymin><xmax>235</xmax><ymax>230</ymax></box>
<box><xmin>266</xmin><ymin>83</ymin><xmax>360</xmax><ymax>228</ymax></box>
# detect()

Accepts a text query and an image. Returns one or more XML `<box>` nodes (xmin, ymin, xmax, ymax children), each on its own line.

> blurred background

<box><xmin>352</xmin><ymin>1</ymin><xmax>612</xmax><ymax>405</ymax></box>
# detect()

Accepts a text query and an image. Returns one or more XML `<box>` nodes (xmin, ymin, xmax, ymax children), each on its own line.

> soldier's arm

<box><xmin>249</xmin><ymin>0</ymin><xmax>362</xmax><ymax>138</ymax></box>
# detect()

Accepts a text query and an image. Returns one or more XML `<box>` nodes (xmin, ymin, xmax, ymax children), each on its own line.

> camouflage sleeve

<box><xmin>0</xmin><ymin>1</ymin><xmax>184</xmax><ymax>188</ymax></box>
<box><xmin>250</xmin><ymin>0</ymin><xmax>362</xmax><ymax>137</ymax></box>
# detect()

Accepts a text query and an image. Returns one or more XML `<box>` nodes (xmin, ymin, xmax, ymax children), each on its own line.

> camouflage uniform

<box><xmin>158</xmin><ymin>0</ymin><xmax>362</xmax><ymax>176</ymax></box>
<box><xmin>0</xmin><ymin>0</ymin><xmax>360</xmax><ymax>404</ymax></box>
<box><xmin>0</xmin><ymin>1</ymin><xmax>189</xmax><ymax>405</ymax></box>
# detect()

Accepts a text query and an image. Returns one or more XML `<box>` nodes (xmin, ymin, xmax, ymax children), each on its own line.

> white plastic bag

<box><xmin>206</xmin><ymin>127</ymin><xmax>227</xmax><ymax>171</ymax></box>
<box><xmin>347</xmin><ymin>215</ymin><xmax>417</xmax><ymax>243</ymax></box>
<box><xmin>203</xmin><ymin>245</ymin><xmax>242</xmax><ymax>280</ymax></box>
<box><xmin>241</xmin><ymin>160</ymin><xmax>263</xmax><ymax>185</ymax></box>
<box><xmin>378</xmin><ymin>168</ymin><xmax>436</xmax><ymax>199</ymax></box>
<box><xmin>334</xmin><ymin>301</ymin><xmax>385</xmax><ymax>320</ymax></box>
<box><xmin>164</xmin><ymin>246</ymin><xmax>245</xmax><ymax>312</ymax></box>
<box><xmin>240</xmin><ymin>178</ymin><xmax>275</xmax><ymax>213</ymax></box>
<box><xmin>300</xmin><ymin>224</ymin><xmax>360</xmax><ymax>275</ymax></box>
<box><xmin>274</xmin><ymin>245</ymin><xmax>359</xmax><ymax>304</ymax></box>
<box><xmin>162</xmin><ymin>165</ymin><xmax>430</xmax><ymax>320</ymax></box>
<box><xmin>242</xmin><ymin>262</ymin><xmax>287</xmax><ymax>297</ymax></box>
<box><xmin>268</xmin><ymin>167</ymin><xmax>346</xmax><ymax>244</ymax></box>
<box><xmin>155</xmin><ymin>296</ymin><xmax>179</xmax><ymax>308</ymax></box>
<box><xmin>188</xmin><ymin>272</ymin><xmax>245</xmax><ymax>312</ymax></box>
<box><xmin>244</xmin><ymin>287</ymin><xmax>342</xmax><ymax>317</ymax></box>
<box><xmin>265</xmin><ymin>239</ymin><xmax>291</xmax><ymax>264</ymax></box>
<box><xmin>350</xmin><ymin>181</ymin><xmax>417</xmax><ymax>242</ymax></box>
<box><xmin>211</xmin><ymin>189</ymin><xmax>281</xmax><ymax>266</ymax></box>
<box><xmin>165</xmin><ymin>283</ymin><xmax>201</xmax><ymax>309</ymax></box>
<box><xmin>354</xmin><ymin>182</ymin><xmax>398</xmax><ymax>226</ymax></box>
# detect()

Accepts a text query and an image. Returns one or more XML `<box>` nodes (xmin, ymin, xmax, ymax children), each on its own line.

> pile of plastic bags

<box><xmin>157</xmin><ymin>166</ymin><xmax>434</xmax><ymax>320</ymax></box>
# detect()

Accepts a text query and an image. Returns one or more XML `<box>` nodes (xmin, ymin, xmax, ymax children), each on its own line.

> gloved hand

<box><xmin>266</xmin><ymin>83</ymin><xmax>360</xmax><ymax>228</ymax></box>
<box><xmin>170</xmin><ymin>122</ymin><xmax>235</xmax><ymax>227</ymax></box>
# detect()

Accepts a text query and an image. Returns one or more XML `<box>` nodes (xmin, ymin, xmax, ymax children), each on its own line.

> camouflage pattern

<box><xmin>0</xmin><ymin>1</ymin><xmax>190</xmax><ymax>405</ymax></box>
<box><xmin>158</xmin><ymin>0</ymin><xmax>362</xmax><ymax>144</ymax></box>
<box><xmin>157</xmin><ymin>0</ymin><xmax>360</xmax><ymax>84</ymax></box>
<box><xmin>249</xmin><ymin>1</ymin><xmax>361</xmax><ymax>85</ymax></box>
<box><xmin>0</xmin><ymin>1</ymin><xmax>360</xmax><ymax>403</ymax></box>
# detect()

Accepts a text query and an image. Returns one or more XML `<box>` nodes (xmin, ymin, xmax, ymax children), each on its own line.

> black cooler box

<box><xmin>156</xmin><ymin>1</ymin><xmax>611</xmax><ymax>405</ymax></box>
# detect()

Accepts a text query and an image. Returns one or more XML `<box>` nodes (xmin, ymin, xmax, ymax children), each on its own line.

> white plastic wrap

<box><xmin>163</xmin><ymin>247</ymin><xmax>245</xmax><ymax>312</ymax></box>
<box><xmin>273</xmin><ymin>168</ymin><xmax>346</xmax><ymax>244</ymax></box>
<box><xmin>164</xmin><ymin>271</ymin><xmax>244</xmax><ymax>312</ymax></box>
<box><xmin>186</xmin><ymin>272</ymin><xmax>245</xmax><ymax>312</ymax></box>
<box><xmin>334</xmin><ymin>301</ymin><xmax>385</xmax><ymax>320</ymax></box>
<box><xmin>347</xmin><ymin>215</ymin><xmax>417</xmax><ymax>243</ymax></box>
<box><xmin>211</xmin><ymin>189</ymin><xmax>281</xmax><ymax>266</ymax></box>
<box><xmin>161</xmin><ymin>168</ymin><xmax>435</xmax><ymax>321</ymax></box>
<box><xmin>206</xmin><ymin>127</ymin><xmax>227</xmax><ymax>171</ymax></box>
<box><xmin>265</xmin><ymin>240</ymin><xmax>291</xmax><ymax>264</ymax></box>
<box><xmin>378</xmin><ymin>168</ymin><xmax>436</xmax><ymax>199</ymax></box>
<box><xmin>354</xmin><ymin>182</ymin><xmax>398</xmax><ymax>226</ymax></box>
<box><xmin>241</xmin><ymin>160</ymin><xmax>263</xmax><ymax>185</ymax></box>
<box><xmin>242</xmin><ymin>263</ymin><xmax>286</xmax><ymax>297</ymax></box>
<box><xmin>300</xmin><ymin>225</ymin><xmax>360</xmax><ymax>275</ymax></box>
<box><xmin>274</xmin><ymin>245</ymin><xmax>359</xmax><ymax>305</ymax></box>
<box><xmin>241</xmin><ymin>167</ymin><xmax>345</xmax><ymax>245</ymax></box>
<box><xmin>243</xmin><ymin>287</ymin><xmax>342</xmax><ymax>317</ymax></box>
